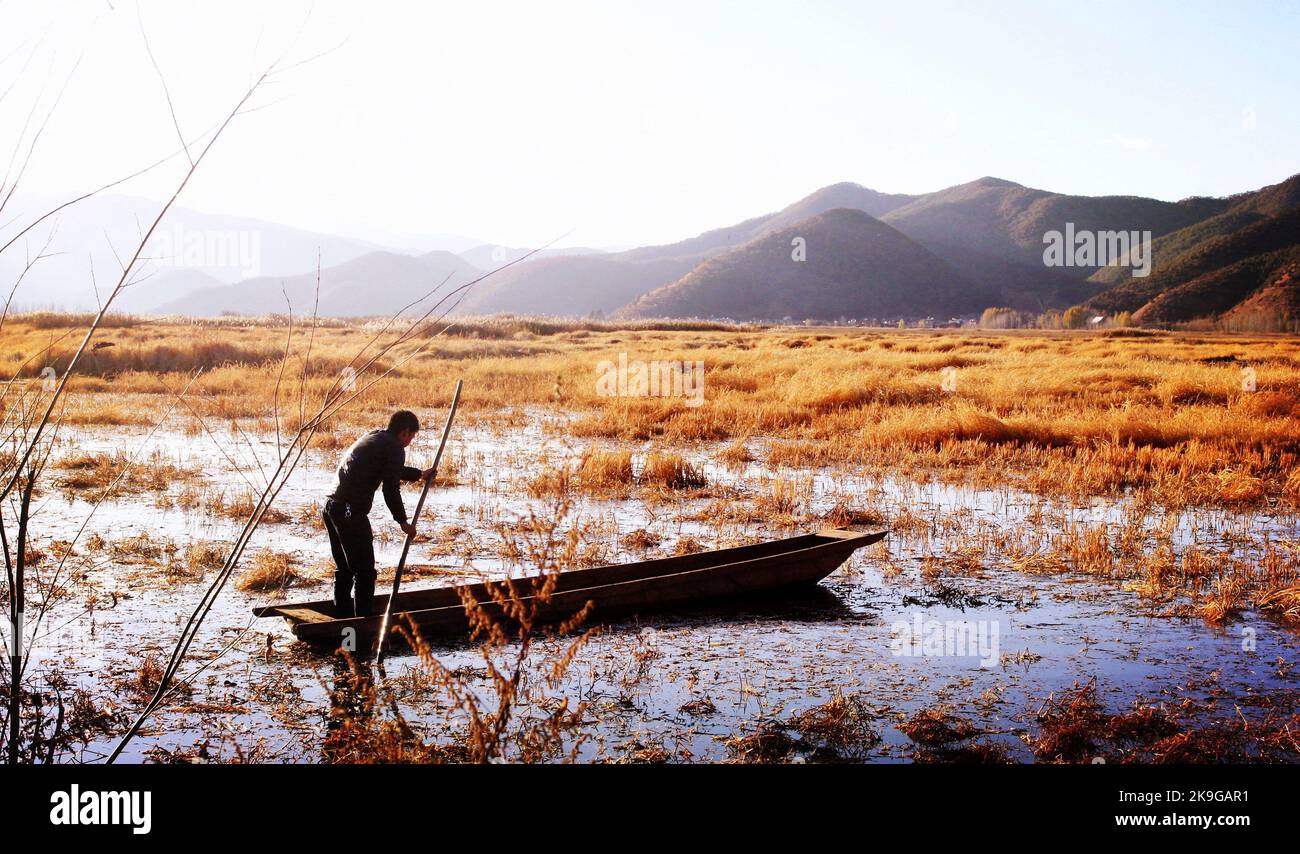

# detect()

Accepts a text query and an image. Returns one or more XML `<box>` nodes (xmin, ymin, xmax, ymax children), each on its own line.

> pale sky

<box><xmin>3</xmin><ymin>0</ymin><xmax>1298</xmax><ymax>249</ymax></box>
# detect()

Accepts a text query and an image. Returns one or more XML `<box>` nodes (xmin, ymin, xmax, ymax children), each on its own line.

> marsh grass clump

<box><xmin>577</xmin><ymin>448</ymin><xmax>634</xmax><ymax>492</ymax></box>
<box><xmin>725</xmin><ymin>694</ymin><xmax>885</xmax><ymax>763</ymax></box>
<box><xmin>823</xmin><ymin>502</ymin><xmax>887</xmax><ymax>529</ymax></box>
<box><xmin>679</xmin><ymin>696</ymin><xmax>717</xmax><ymax>716</ymax></box>
<box><xmin>787</xmin><ymin>692</ymin><xmax>881</xmax><ymax>759</ymax></box>
<box><xmin>109</xmin><ymin>532</ymin><xmax>177</xmax><ymax>564</ymax></box>
<box><xmin>235</xmin><ymin>549</ymin><xmax>305</xmax><ymax>592</ymax></box>
<box><xmin>205</xmin><ymin>489</ymin><xmax>291</xmax><ymax>523</ymax></box>
<box><xmin>1027</xmin><ymin>680</ymin><xmax>1109</xmax><ymax>763</ymax></box>
<box><xmin>524</xmin><ymin>464</ymin><xmax>574</xmax><ymax>498</ymax></box>
<box><xmin>180</xmin><ymin>541</ymin><xmax>228</xmax><ymax>580</ymax></box>
<box><xmin>640</xmin><ymin>452</ymin><xmax>706</xmax><ymax>490</ymax></box>
<box><xmin>1104</xmin><ymin>706</ymin><xmax>1182</xmax><ymax>745</ymax></box>
<box><xmin>1197</xmin><ymin>575</ymin><xmax>1250</xmax><ymax>624</ymax></box>
<box><xmin>897</xmin><ymin>708</ymin><xmax>1016</xmax><ymax>764</ymax></box>
<box><xmin>1257</xmin><ymin>584</ymin><xmax>1300</xmax><ymax>622</ymax></box>
<box><xmin>723</xmin><ymin>724</ymin><xmax>798</xmax><ymax>764</ymax></box>
<box><xmin>611</xmin><ymin>743</ymin><xmax>672</xmax><ymax>764</ymax></box>
<box><xmin>671</xmin><ymin>536</ymin><xmax>704</xmax><ymax>556</ymax></box>
<box><xmin>115</xmin><ymin>656</ymin><xmax>193</xmax><ymax>702</ymax></box>
<box><xmin>897</xmin><ymin>707</ymin><xmax>980</xmax><ymax>747</ymax></box>
<box><xmin>54</xmin><ymin>449</ymin><xmax>198</xmax><ymax>495</ymax></box>
<box><xmin>752</xmin><ymin>477</ymin><xmax>807</xmax><ymax>524</ymax></box>
<box><xmin>1026</xmin><ymin>681</ymin><xmax>1201</xmax><ymax>763</ymax></box>
<box><xmin>620</xmin><ymin>528</ymin><xmax>661</xmax><ymax>551</ymax></box>
<box><xmin>715</xmin><ymin>439</ymin><xmax>754</xmax><ymax>469</ymax></box>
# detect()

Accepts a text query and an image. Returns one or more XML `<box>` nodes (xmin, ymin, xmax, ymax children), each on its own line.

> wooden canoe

<box><xmin>253</xmin><ymin>527</ymin><xmax>886</xmax><ymax>648</ymax></box>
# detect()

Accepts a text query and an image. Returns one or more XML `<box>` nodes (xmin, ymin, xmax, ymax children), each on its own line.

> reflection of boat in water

<box><xmin>255</xmin><ymin>528</ymin><xmax>887</xmax><ymax>649</ymax></box>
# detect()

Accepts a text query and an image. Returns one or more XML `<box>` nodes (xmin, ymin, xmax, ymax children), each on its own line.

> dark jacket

<box><xmin>328</xmin><ymin>429</ymin><xmax>422</xmax><ymax>522</ymax></box>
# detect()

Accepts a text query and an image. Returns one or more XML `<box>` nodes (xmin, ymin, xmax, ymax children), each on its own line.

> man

<box><xmin>324</xmin><ymin>410</ymin><xmax>435</xmax><ymax>617</ymax></box>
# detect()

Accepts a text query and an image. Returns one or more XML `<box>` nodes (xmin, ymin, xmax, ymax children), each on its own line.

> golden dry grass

<box><xmin>5</xmin><ymin>316</ymin><xmax>1299</xmax><ymax>508</ymax></box>
<box><xmin>577</xmin><ymin>448</ymin><xmax>634</xmax><ymax>490</ymax></box>
<box><xmin>640</xmin><ymin>452</ymin><xmax>707</xmax><ymax>490</ymax></box>
<box><xmin>235</xmin><ymin>549</ymin><xmax>305</xmax><ymax>592</ymax></box>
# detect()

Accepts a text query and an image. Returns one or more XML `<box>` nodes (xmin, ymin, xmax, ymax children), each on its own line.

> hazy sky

<box><xmin>3</xmin><ymin>0</ymin><xmax>1298</xmax><ymax>248</ymax></box>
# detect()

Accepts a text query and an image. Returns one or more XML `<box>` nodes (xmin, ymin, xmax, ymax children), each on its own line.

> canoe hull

<box><xmin>255</xmin><ymin>527</ymin><xmax>885</xmax><ymax>649</ymax></box>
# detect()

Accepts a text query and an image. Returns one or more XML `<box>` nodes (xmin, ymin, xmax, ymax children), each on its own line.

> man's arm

<box><xmin>381</xmin><ymin>444</ymin><xmax>413</xmax><ymax>523</ymax></box>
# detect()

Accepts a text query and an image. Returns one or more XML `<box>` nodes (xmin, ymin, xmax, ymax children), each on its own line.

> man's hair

<box><xmin>387</xmin><ymin>410</ymin><xmax>419</xmax><ymax>434</ymax></box>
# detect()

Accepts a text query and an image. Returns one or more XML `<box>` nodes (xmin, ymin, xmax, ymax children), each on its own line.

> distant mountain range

<box><xmin>148</xmin><ymin>250</ymin><xmax>483</xmax><ymax>317</ymax></box>
<box><xmin>15</xmin><ymin>173</ymin><xmax>1299</xmax><ymax>327</ymax></box>
<box><xmin>620</xmin><ymin>209</ymin><xmax>992</xmax><ymax>320</ymax></box>
<box><xmin>1082</xmin><ymin>174</ymin><xmax>1300</xmax><ymax>326</ymax></box>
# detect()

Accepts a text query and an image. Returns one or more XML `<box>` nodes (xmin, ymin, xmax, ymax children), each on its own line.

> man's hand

<box><xmin>421</xmin><ymin>466</ymin><xmax>437</xmax><ymax>484</ymax></box>
<box><xmin>400</xmin><ymin>521</ymin><xmax>417</xmax><ymax>538</ymax></box>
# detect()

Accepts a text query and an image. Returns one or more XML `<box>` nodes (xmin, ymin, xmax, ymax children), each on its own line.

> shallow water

<box><xmin>16</xmin><ymin>415</ymin><xmax>1300</xmax><ymax>763</ymax></box>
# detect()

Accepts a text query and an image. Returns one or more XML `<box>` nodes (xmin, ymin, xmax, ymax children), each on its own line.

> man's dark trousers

<box><xmin>323</xmin><ymin>498</ymin><xmax>376</xmax><ymax>617</ymax></box>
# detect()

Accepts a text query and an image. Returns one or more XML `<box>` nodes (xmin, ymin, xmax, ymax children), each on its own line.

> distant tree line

<box><xmin>978</xmin><ymin>307</ymin><xmax>1135</xmax><ymax>330</ymax></box>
